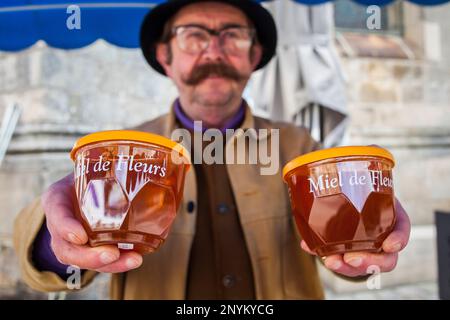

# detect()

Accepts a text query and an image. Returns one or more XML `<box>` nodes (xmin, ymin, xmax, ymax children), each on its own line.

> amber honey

<box><xmin>71</xmin><ymin>131</ymin><xmax>190</xmax><ymax>254</ymax></box>
<box><xmin>283</xmin><ymin>147</ymin><xmax>396</xmax><ymax>257</ymax></box>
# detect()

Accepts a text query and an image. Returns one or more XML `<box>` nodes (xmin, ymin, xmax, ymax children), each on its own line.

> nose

<box><xmin>202</xmin><ymin>36</ymin><xmax>226</xmax><ymax>61</ymax></box>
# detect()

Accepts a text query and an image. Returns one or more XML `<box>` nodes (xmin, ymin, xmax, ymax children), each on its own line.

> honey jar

<box><xmin>70</xmin><ymin>130</ymin><xmax>190</xmax><ymax>254</ymax></box>
<box><xmin>283</xmin><ymin>146</ymin><xmax>396</xmax><ymax>257</ymax></box>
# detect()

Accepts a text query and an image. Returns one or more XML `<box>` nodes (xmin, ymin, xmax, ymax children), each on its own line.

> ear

<box><xmin>156</xmin><ymin>43</ymin><xmax>172</xmax><ymax>76</ymax></box>
<box><xmin>250</xmin><ymin>43</ymin><xmax>263</xmax><ymax>70</ymax></box>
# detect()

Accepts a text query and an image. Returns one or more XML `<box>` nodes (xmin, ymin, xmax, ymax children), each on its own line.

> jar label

<box><xmin>118</xmin><ymin>243</ymin><xmax>134</xmax><ymax>250</ymax></box>
<box><xmin>75</xmin><ymin>154</ymin><xmax>167</xmax><ymax>179</ymax></box>
<box><xmin>306</xmin><ymin>161</ymin><xmax>393</xmax><ymax>213</ymax></box>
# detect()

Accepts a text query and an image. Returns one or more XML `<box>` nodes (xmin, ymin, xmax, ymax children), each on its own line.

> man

<box><xmin>14</xmin><ymin>0</ymin><xmax>410</xmax><ymax>299</ymax></box>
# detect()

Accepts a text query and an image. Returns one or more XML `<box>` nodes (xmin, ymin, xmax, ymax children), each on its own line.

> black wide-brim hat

<box><xmin>140</xmin><ymin>0</ymin><xmax>278</xmax><ymax>76</ymax></box>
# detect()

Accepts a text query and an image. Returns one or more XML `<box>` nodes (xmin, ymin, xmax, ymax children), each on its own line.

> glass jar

<box><xmin>71</xmin><ymin>130</ymin><xmax>190</xmax><ymax>254</ymax></box>
<box><xmin>283</xmin><ymin>146</ymin><xmax>396</xmax><ymax>257</ymax></box>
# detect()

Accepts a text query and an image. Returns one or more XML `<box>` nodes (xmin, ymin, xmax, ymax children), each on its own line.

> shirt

<box><xmin>174</xmin><ymin>100</ymin><xmax>255</xmax><ymax>299</ymax></box>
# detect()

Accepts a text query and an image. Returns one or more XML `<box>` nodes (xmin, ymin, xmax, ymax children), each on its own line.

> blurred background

<box><xmin>0</xmin><ymin>0</ymin><xmax>449</xmax><ymax>299</ymax></box>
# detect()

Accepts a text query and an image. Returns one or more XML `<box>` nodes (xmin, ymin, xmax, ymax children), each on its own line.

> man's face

<box><xmin>156</xmin><ymin>2</ymin><xmax>262</xmax><ymax>107</ymax></box>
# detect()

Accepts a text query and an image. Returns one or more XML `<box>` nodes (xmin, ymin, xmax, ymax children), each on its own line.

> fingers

<box><xmin>52</xmin><ymin>238</ymin><xmax>143</xmax><ymax>273</ymax></box>
<box><xmin>51</xmin><ymin>237</ymin><xmax>122</xmax><ymax>270</ymax></box>
<box><xmin>300</xmin><ymin>240</ymin><xmax>317</xmax><ymax>256</ymax></box>
<box><xmin>343</xmin><ymin>251</ymin><xmax>398</xmax><ymax>273</ymax></box>
<box><xmin>323</xmin><ymin>255</ymin><xmax>364</xmax><ymax>277</ymax></box>
<box><xmin>323</xmin><ymin>252</ymin><xmax>398</xmax><ymax>277</ymax></box>
<box><xmin>51</xmin><ymin>237</ymin><xmax>142</xmax><ymax>273</ymax></box>
<box><xmin>45</xmin><ymin>200</ymin><xmax>88</xmax><ymax>245</ymax></box>
<box><xmin>382</xmin><ymin>198</ymin><xmax>411</xmax><ymax>253</ymax></box>
<box><xmin>43</xmin><ymin>174</ymin><xmax>144</xmax><ymax>274</ymax></box>
<box><xmin>42</xmin><ymin>174</ymin><xmax>88</xmax><ymax>245</ymax></box>
<box><xmin>94</xmin><ymin>251</ymin><xmax>143</xmax><ymax>273</ymax></box>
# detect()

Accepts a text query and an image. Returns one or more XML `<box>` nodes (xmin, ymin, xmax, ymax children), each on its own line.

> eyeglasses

<box><xmin>170</xmin><ymin>24</ymin><xmax>256</xmax><ymax>56</ymax></box>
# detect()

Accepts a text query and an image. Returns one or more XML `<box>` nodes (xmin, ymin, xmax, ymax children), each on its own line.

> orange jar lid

<box><xmin>70</xmin><ymin>130</ymin><xmax>190</xmax><ymax>163</ymax></box>
<box><xmin>282</xmin><ymin>146</ymin><xmax>395</xmax><ymax>181</ymax></box>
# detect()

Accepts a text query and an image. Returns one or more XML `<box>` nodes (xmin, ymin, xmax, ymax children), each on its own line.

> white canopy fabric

<box><xmin>248</xmin><ymin>0</ymin><xmax>348</xmax><ymax>147</ymax></box>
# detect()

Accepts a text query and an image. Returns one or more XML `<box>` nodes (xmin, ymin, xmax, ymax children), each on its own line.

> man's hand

<box><xmin>300</xmin><ymin>198</ymin><xmax>410</xmax><ymax>277</ymax></box>
<box><xmin>41</xmin><ymin>174</ymin><xmax>143</xmax><ymax>273</ymax></box>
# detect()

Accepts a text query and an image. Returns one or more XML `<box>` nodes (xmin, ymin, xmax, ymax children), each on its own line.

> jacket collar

<box><xmin>163</xmin><ymin>99</ymin><xmax>269</xmax><ymax>141</ymax></box>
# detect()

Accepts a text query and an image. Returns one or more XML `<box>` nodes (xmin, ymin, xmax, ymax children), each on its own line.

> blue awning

<box><xmin>0</xmin><ymin>0</ymin><xmax>448</xmax><ymax>51</ymax></box>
